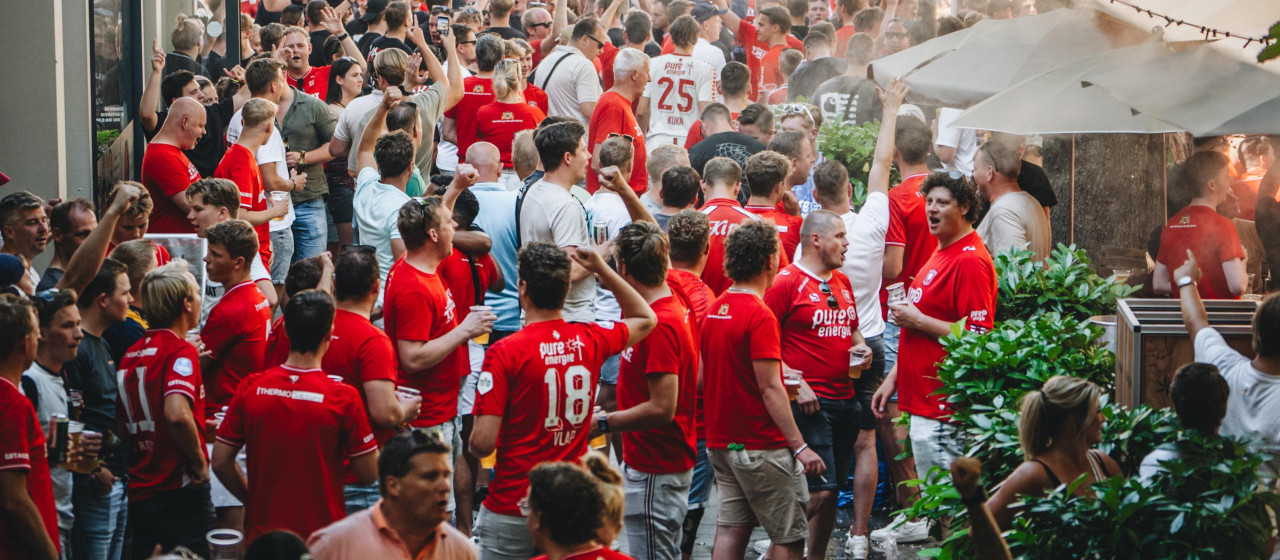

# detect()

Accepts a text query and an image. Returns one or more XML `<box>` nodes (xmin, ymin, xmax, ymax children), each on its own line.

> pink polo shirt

<box><xmin>307</xmin><ymin>501</ymin><xmax>477</xmax><ymax>560</ymax></box>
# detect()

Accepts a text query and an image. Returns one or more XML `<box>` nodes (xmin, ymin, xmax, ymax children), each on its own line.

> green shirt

<box><xmin>280</xmin><ymin>87</ymin><xmax>337</xmax><ymax>203</ymax></box>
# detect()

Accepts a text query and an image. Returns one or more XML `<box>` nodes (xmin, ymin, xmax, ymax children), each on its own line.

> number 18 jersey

<box><xmin>473</xmin><ymin>319</ymin><xmax>630</xmax><ymax>517</ymax></box>
<box><xmin>644</xmin><ymin>54</ymin><xmax>717</xmax><ymax>151</ymax></box>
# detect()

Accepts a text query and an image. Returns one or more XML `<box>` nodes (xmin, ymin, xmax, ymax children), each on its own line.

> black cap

<box><xmin>360</xmin><ymin>0</ymin><xmax>388</xmax><ymax>23</ymax></box>
<box><xmin>690</xmin><ymin>2</ymin><xmax>727</xmax><ymax>22</ymax></box>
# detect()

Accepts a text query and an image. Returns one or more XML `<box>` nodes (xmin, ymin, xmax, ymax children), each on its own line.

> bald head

<box><xmin>163</xmin><ymin>97</ymin><xmax>207</xmax><ymax>149</ymax></box>
<box><xmin>467</xmin><ymin>142</ymin><xmax>502</xmax><ymax>182</ymax></box>
<box><xmin>799</xmin><ymin>209</ymin><xmax>843</xmax><ymax>239</ymax></box>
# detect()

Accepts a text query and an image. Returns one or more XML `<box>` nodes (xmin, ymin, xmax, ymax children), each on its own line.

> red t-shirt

<box><xmin>439</xmin><ymin>251</ymin><xmax>499</xmax><ymax>323</ymax></box>
<box><xmin>700</xmin><ymin>198</ymin><xmax>761</xmax><ymax>295</ymax></box>
<box><xmin>216</xmin><ymin>366</ymin><xmax>377</xmax><ymax>543</ymax></box>
<box><xmin>383</xmin><ymin>259</ymin><xmax>466</xmax><ymax>428</ymax></box>
<box><xmin>201</xmin><ymin>281</ymin><xmax>271</xmax><ymax>418</ymax></box>
<box><xmin>619</xmin><ymin>296</ymin><xmax>699</xmax><ymax>473</ymax></box>
<box><xmin>323</xmin><ymin>309</ymin><xmax>399</xmax><ymax>448</ymax></box>
<box><xmin>533</xmin><ymin>546</ymin><xmax>637</xmax><ymax>560</ymax></box>
<box><xmin>524</xmin><ymin>85</ymin><xmax>550</xmax><ymax>114</ymax></box>
<box><xmin>883</xmin><ymin>173</ymin><xmax>937</xmax><ymax>319</ymax></box>
<box><xmin>215</xmin><ymin>144</ymin><xmax>273</xmax><ymax>266</ymax></box>
<box><xmin>765</xmin><ymin>265</ymin><xmax>859</xmax><ymax>400</ymax></box>
<box><xmin>531</xmin><ymin>39</ymin><xmax>545</xmax><ymax>66</ymax></box>
<box><xmin>735</xmin><ymin>21</ymin><xmax>801</xmax><ymax>101</ymax></box>
<box><xmin>445</xmin><ymin>76</ymin><xmax>495</xmax><ymax>162</ymax></box>
<box><xmin>118</xmin><ymin>330</ymin><xmax>207</xmax><ymax>502</ymax></box>
<box><xmin>263</xmin><ymin>316</ymin><xmax>289</xmax><ymax>370</ymax></box>
<box><xmin>744</xmin><ymin>204</ymin><xmax>802</xmax><ymax>259</ymax></box>
<box><xmin>701</xmin><ymin>291</ymin><xmax>787</xmax><ymax>449</ymax></box>
<box><xmin>1156</xmin><ymin>205</ymin><xmax>1247</xmax><ymax>300</ymax></box>
<box><xmin>666</xmin><ymin>268</ymin><xmax>712</xmax><ymax>440</ymax></box>
<box><xmin>287</xmin><ymin>65</ymin><xmax>332</xmax><ymax>99</ymax></box>
<box><xmin>586</xmin><ymin>91</ymin><xmax>648</xmax><ymax>195</ymax></box>
<box><xmin>0</xmin><ymin>378</ymin><xmax>59</xmax><ymax>558</ymax></box>
<box><xmin>834</xmin><ymin>25</ymin><xmax>857</xmax><ymax>57</ymax></box>
<box><xmin>683</xmin><ymin>112</ymin><xmax>739</xmax><ymax>150</ymax></box>
<box><xmin>599</xmin><ymin>42</ymin><xmax>620</xmax><ymax>91</ymax></box>
<box><xmin>473</xmin><ymin>319</ymin><xmax>630</xmax><ymax>517</ymax></box>
<box><xmin>476</xmin><ymin>101</ymin><xmax>545</xmax><ymax>169</ymax></box>
<box><xmin>141</xmin><ymin>142</ymin><xmax>200</xmax><ymax>234</ymax></box>
<box><xmin>897</xmin><ymin>231</ymin><xmax>996</xmax><ymax>420</ymax></box>
<box><xmin>107</xmin><ymin>242</ymin><xmax>172</xmax><ymax>269</ymax></box>
<box><xmin>766</xmin><ymin>85</ymin><xmax>789</xmax><ymax>105</ymax></box>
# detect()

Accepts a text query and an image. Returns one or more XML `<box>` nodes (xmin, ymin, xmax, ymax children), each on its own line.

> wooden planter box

<box><xmin>1114</xmin><ymin>298</ymin><xmax>1259</xmax><ymax>409</ymax></box>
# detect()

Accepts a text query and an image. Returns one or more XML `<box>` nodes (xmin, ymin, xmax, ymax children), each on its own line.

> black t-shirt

<box><xmin>689</xmin><ymin>131</ymin><xmax>766</xmax><ymax>178</ymax></box>
<box><xmin>812</xmin><ymin>74</ymin><xmax>881</xmax><ymax>126</ymax></box>
<box><xmin>164</xmin><ymin>52</ymin><xmax>204</xmax><ymax>79</ymax></box>
<box><xmin>480</xmin><ymin>26</ymin><xmax>528</xmax><ymax>40</ymax></box>
<box><xmin>791</xmin><ymin>25</ymin><xmax>809</xmax><ymax>41</ymax></box>
<box><xmin>310</xmin><ymin>30</ymin><xmax>333</xmax><ymax>67</ymax></box>
<box><xmin>65</xmin><ymin>332</ymin><xmax>128</xmax><ymax>472</ymax></box>
<box><xmin>788</xmin><ymin>57</ymin><xmax>846</xmax><ymax>102</ymax></box>
<box><xmin>203</xmin><ymin>50</ymin><xmax>226</xmax><ymax>78</ymax></box>
<box><xmin>145</xmin><ymin>97</ymin><xmax>236</xmax><ymax>178</ymax></box>
<box><xmin>608</xmin><ymin>28</ymin><xmax>626</xmax><ymax>47</ymax></box>
<box><xmin>346</xmin><ymin>18</ymin><xmax>369</xmax><ymax>37</ymax></box>
<box><xmin>368</xmin><ymin>35</ymin><xmax>414</xmax><ymax>61</ymax></box>
<box><xmin>356</xmin><ymin>31</ymin><xmax>382</xmax><ymax>58</ymax></box>
<box><xmin>1018</xmin><ymin>160</ymin><xmax>1058</xmax><ymax>208</ymax></box>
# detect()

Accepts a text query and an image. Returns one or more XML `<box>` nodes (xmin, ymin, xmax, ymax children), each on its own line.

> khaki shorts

<box><xmin>708</xmin><ymin>447</ymin><xmax>809</xmax><ymax>544</ymax></box>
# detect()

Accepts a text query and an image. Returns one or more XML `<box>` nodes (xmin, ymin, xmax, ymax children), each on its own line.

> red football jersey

<box><xmin>117</xmin><ymin>330</ymin><xmax>208</xmax><ymax>502</ymax></box>
<box><xmin>744</xmin><ymin>204</ymin><xmax>802</xmax><ymax>259</ymax></box>
<box><xmin>215</xmin><ymin>144</ymin><xmax>273</xmax><ymax>266</ymax></box>
<box><xmin>666</xmin><ymin>269</ymin><xmax>712</xmax><ymax>440</ymax></box>
<box><xmin>883</xmin><ymin>173</ymin><xmax>937</xmax><ymax>319</ymax></box>
<box><xmin>323</xmin><ymin>309</ymin><xmax>399</xmax><ymax>447</ymax></box>
<box><xmin>141</xmin><ymin>143</ymin><xmax>200</xmax><ymax>234</ymax></box>
<box><xmin>524</xmin><ymin>85</ymin><xmax>550</xmax><ymax>115</ymax></box>
<box><xmin>473</xmin><ymin>319</ymin><xmax>630</xmax><ymax>516</ymax></box>
<box><xmin>439</xmin><ymin>250</ymin><xmax>499</xmax><ymax>324</ymax></box>
<box><xmin>0</xmin><ymin>378</ymin><xmax>59</xmax><ymax>558</ymax></box>
<box><xmin>1156</xmin><ymin>205</ymin><xmax>1247</xmax><ymax>300</ymax></box>
<box><xmin>263</xmin><ymin>316</ymin><xmax>289</xmax><ymax>370</ymax></box>
<box><xmin>216</xmin><ymin>365</ymin><xmax>377</xmax><ymax>543</ymax></box>
<box><xmin>201</xmin><ymin>281</ymin><xmax>272</xmax><ymax>418</ymax></box>
<box><xmin>700</xmin><ymin>198</ymin><xmax>763</xmax><ymax>296</ymax></box>
<box><xmin>700</xmin><ymin>291</ymin><xmax>787</xmax><ymax>449</ymax></box>
<box><xmin>765</xmin><ymin>265</ymin><xmax>859</xmax><ymax>400</ymax></box>
<box><xmin>476</xmin><ymin>101</ymin><xmax>545</xmax><ymax>169</ymax></box>
<box><xmin>619</xmin><ymin>296</ymin><xmax>699</xmax><ymax>473</ymax></box>
<box><xmin>897</xmin><ymin>231</ymin><xmax>996</xmax><ymax>420</ymax></box>
<box><xmin>682</xmin><ymin>112</ymin><xmax>739</xmax><ymax>150</ymax></box>
<box><xmin>735</xmin><ymin>21</ymin><xmax>802</xmax><ymax>100</ymax></box>
<box><xmin>287</xmin><ymin>65</ymin><xmax>332</xmax><ymax>99</ymax></box>
<box><xmin>586</xmin><ymin>91</ymin><xmax>648</xmax><ymax>195</ymax></box>
<box><xmin>383</xmin><ymin>259</ymin><xmax>466</xmax><ymax>428</ymax></box>
<box><xmin>444</xmin><ymin>76</ymin><xmax>495</xmax><ymax>163</ymax></box>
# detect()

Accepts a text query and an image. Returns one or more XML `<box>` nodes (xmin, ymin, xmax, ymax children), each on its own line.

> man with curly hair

<box><xmin>701</xmin><ymin>219</ymin><xmax>824</xmax><ymax>560</ymax></box>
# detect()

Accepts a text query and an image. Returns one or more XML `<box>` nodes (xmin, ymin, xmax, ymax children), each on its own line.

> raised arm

<box><xmin>598</xmin><ymin>165</ymin><xmax>656</xmax><ymax>223</ymax></box>
<box><xmin>711</xmin><ymin>0</ymin><xmax>742</xmax><ymax>38</ymax></box>
<box><xmin>868</xmin><ymin>79</ymin><xmax>908</xmax><ymax>196</ymax></box>
<box><xmin>952</xmin><ymin>457</ymin><xmax>1014</xmax><ymax>560</ymax></box>
<box><xmin>356</xmin><ymin>88</ymin><xmax>403</xmax><ymax>173</ymax></box>
<box><xmin>321</xmin><ymin>6</ymin><xmax>367</xmax><ymax>70</ymax></box>
<box><xmin>1175</xmin><ymin>250</ymin><xmax>1209</xmax><ymax>339</ymax></box>
<box><xmin>56</xmin><ymin>183</ymin><xmax>141</xmax><ymax>294</ymax></box>
<box><xmin>602</xmin><ymin>0</ymin><xmax>626</xmax><ymax>31</ymax></box>
<box><xmin>541</xmin><ymin>0</ymin><xmax>570</xmax><ymax>57</ymax></box>
<box><xmin>569</xmin><ymin>245</ymin><xmax>657</xmax><ymax>347</ymax></box>
<box><xmin>140</xmin><ymin>39</ymin><xmax>167</xmax><ymax>133</ymax></box>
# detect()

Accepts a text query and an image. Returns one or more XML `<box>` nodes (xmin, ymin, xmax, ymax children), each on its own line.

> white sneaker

<box><xmin>750</xmin><ymin>539</ymin><xmax>771</xmax><ymax>556</ymax></box>
<box><xmin>869</xmin><ymin>514</ymin><xmax>930</xmax><ymax>543</ymax></box>
<box><xmin>844</xmin><ymin>535</ymin><xmax>869</xmax><ymax>559</ymax></box>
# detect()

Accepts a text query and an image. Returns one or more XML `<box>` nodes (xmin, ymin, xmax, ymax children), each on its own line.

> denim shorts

<box><xmin>792</xmin><ymin>398</ymin><xmax>861</xmax><ymax>491</ymax></box>
<box><xmin>599</xmin><ymin>353</ymin><xmax>621</xmax><ymax>385</ymax></box>
<box><xmin>909</xmin><ymin>414</ymin><xmax>966</xmax><ymax>481</ymax></box>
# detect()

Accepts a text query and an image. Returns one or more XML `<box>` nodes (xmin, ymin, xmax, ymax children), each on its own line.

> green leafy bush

<box><xmin>993</xmin><ymin>244</ymin><xmax>1139</xmax><ymax>323</ymax></box>
<box><xmin>815</xmin><ymin>118</ymin><xmax>900</xmax><ymax>209</ymax></box>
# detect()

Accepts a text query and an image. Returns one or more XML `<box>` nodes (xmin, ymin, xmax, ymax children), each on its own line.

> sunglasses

<box><xmin>528</xmin><ymin>21</ymin><xmax>552</xmax><ymax>28</ymax></box>
<box><xmin>585</xmin><ymin>34</ymin><xmax>606</xmax><ymax>48</ymax></box>
<box><xmin>885</xmin><ymin>31</ymin><xmax>908</xmax><ymax>40</ymax></box>
<box><xmin>818</xmin><ymin>281</ymin><xmax>837</xmax><ymax>309</ymax></box>
<box><xmin>607</xmin><ymin>132</ymin><xmax>634</xmax><ymax>142</ymax></box>
<box><xmin>777</xmin><ymin>103</ymin><xmax>814</xmax><ymax>121</ymax></box>
<box><xmin>458</xmin><ymin>39</ymin><xmax>477</xmax><ymax>45</ymax></box>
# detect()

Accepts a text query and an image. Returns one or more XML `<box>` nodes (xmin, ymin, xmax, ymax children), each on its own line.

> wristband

<box><xmin>336</xmin><ymin>33</ymin><xmax>349</xmax><ymax>40</ymax></box>
<box><xmin>961</xmin><ymin>488</ymin><xmax>988</xmax><ymax>507</ymax></box>
<box><xmin>1177</xmin><ymin>275</ymin><xmax>1195</xmax><ymax>289</ymax></box>
<box><xmin>597</xmin><ymin>414</ymin><xmax>609</xmax><ymax>434</ymax></box>
<box><xmin>793</xmin><ymin>444</ymin><xmax>808</xmax><ymax>458</ymax></box>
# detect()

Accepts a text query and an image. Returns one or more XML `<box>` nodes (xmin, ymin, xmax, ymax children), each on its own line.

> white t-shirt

<box><xmin>1137</xmin><ymin>445</ymin><xmax>1180</xmax><ymax>481</ymax></box>
<box><xmin>352</xmin><ymin>167</ymin><xmax>410</xmax><ymax>306</ymax></box>
<box><xmin>225</xmin><ymin>113</ymin><xmax>296</xmax><ymax>230</ymax></box>
<box><xmin>935</xmin><ymin>108</ymin><xmax>977</xmax><ymax>176</ymax></box>
<box><xmin>843</xmin><ymin>192</ymin><xmax>889</xmax><ymax>338</ymax></box>
<box><xmin>199</xmin><ymin>256</ymin><xmax>272</xmax><ymax>329</ymax></box>
<box><xmin>533</xmin><ymin>46</ymin><xmax>602</xmax><ymax>125</ymax></box>
<box><xmin>584</xmin><ymin>191</ymin><xmax>632</xmax><ymax>322</ymax></box>
<box><xmin>644</xmin><ymin>53</ymin><xmax>717</xmax><ymax>151</ymax></box>
<box><xmin>333</xmin><ymin>83</ymin><xmax>448</xmax><ymax>177</ymax></box>
<box><xmin>519</xmin><ymin>179</ymin><xmax>596</xmax><ymax>323</ymax></box>
<box><xmin>692</xmin><ymin>38</ymin><xmax>727</xmax><ymax>80</ymax></box>
<box><xmin>976</xmin><ymin>190</ymin><xmax>1051</xmax><ymax>261</ymax></box>
<box><xmin>1195</xmin><ymin>327</ymin><xmax>1280</xmax><ymax>477</ymax></box>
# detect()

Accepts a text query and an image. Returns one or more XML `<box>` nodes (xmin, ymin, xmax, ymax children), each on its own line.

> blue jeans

<box><xmin>291</xmin><ymin>198</ymin><xmax>329</xmax><ymax>261</ymax></box>
<box><xmin>72</xmin><ymin>475</ymin><xmax>128</xmax><ymax>560</ymax></box>
<box><xmin>883</xmin><ymin>322</ymin><xmax>900</xmax><ymax>402</ymax></box>
<box><xmin>344</xmin><ymin>482</ymin><xmax>381</xmax><ymax>515</ymax></box>
<box><xmin>270</xmin><ymin>228</ymin><xmax>294</xmax><ymax>285</ymax></box>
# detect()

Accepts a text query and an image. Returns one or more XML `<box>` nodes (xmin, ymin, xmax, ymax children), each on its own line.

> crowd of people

<box><xmin>2</xmin><ymin>0</ymin><xmax>1279</xmax><ymax>559</ymax></box>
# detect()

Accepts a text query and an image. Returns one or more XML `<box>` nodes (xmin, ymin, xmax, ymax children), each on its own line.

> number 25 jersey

<box><xmin>644</xmin><ymin>54</ymin><xmax>717</xmax><ymax>150</ymax></box>
<box><xmin>473</xmin><ymin>319</ymin><xmax>630</xmax><ymax>516</ymax></box>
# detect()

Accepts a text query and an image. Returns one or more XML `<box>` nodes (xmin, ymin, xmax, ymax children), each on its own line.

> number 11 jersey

<box><xmin>644</xmin><ymin>54</ymin><xmax>717</xmax><ymax>151</ymax></box>
<box><xmin>473</xmin><ymin>319</ymin><xmax>629</xmax><ymax>517</ymax></box>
